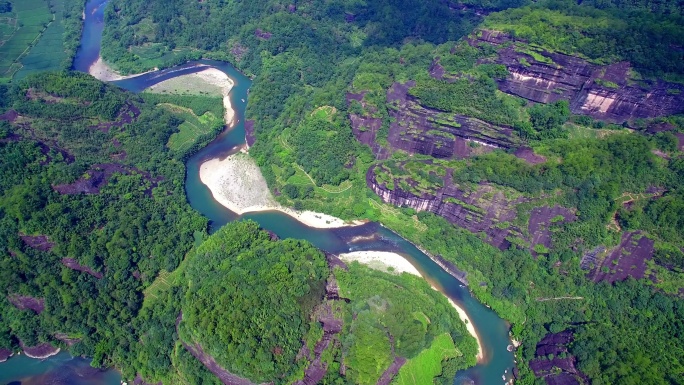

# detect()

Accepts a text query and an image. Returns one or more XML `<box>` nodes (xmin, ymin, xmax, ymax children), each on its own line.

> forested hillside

<box><xmin>0</xmin><ymin>0</ymin><xmax>681</xmax><ymax>383</ymax></box>
<box><xmin>177</xmin><ymin>221</ymin><xmax>477</xmax><ymax>385</ymax></box>
<box><xmin>0</xmin><ymin>72</ymin><xmax>478</xmax><ymax>383</ymax></box>
<box><xmin>97</xmin><ymin>0</ymin><xmax>684</xmax><ymax>383</ymax></box>
<box><xmin>0</xmin><ymin>72</ymin><xmax>213</xmax><ymax>375</ymax></box>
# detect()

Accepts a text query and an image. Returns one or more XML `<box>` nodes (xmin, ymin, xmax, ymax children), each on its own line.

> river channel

<box><xmin>1</xmin><ymin>1</ymin><xmax>515</xmax><ymax>384</ymax></box>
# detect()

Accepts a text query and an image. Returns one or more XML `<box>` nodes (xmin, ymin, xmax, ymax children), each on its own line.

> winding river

<box><xmin>1</xmin><ymin>1</ymin><xmax>516</xmax><ymax>384</ymax></box>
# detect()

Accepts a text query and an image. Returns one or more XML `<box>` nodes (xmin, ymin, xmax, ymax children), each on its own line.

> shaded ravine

<box><xmin>0</xmin><ymin>0</ymin><xmax>515</xmax><ymax>384</ymax></box>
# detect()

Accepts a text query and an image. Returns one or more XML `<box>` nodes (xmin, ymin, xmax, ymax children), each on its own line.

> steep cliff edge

<box><xmin>472</xmin><ymin>30</ymin><xmax>684</xmax><ymax>123</ymax></box>
<box><xmin>367</xmin><ymin>164</ymin><xmax>529</xmax><ymax>250</ymax></box>
<box><xmin>386</xmin><ymin>81</ymin><xmax>520</xmax><ymax>159</ymax></box>
<box><xmin>348</xmin><ymin>79</ymin><xmax>520</xmax><ymax>161</ymax></box>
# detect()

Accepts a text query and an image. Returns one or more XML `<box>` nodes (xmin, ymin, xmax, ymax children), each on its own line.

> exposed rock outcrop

<box><xmin>52</xmin><ymin>163</ymin><xmax>162</xmax><ymax>196</ymax></box>
<box><xmin>529</xmin><ymin>331</ymin><xmax>589</xmax><ymax>385</ymax></box>
<box><xmin>346</xmin><ymin>91</ymin><xmax>391</xmax><ymax>159</ymax></box>
<box><xmin>7</xmin><ymin>294</ymin><xmax>44</xmax><ymax>314</ymax></box>
<box><xmin>528</xmin><ymin>206</ymin><xmax>576</xmax><ymax>257</ymax></box>
<box><xmin>591</xmin><ymin>231</ymin><xmax>654</xmax><ymax>283</ymax></box>
<box><xmin>21</xmin><ymin>341</ymin><xmax>60</xmax><ymax>359</ymax></box>
<box><xmin>367</xmin><ymin>164</ymin><xmax>527</xmax><ymax>250</ymax></box>
<box><xmin>295</xmin><ymin>271</ymin><xmax>345</xmax><ymax>385</ymax></box>
<box><xmin>61</xmin><ymin>258</ymin><xmax>104</xmax><ymax>279</ymax></box>
<box><xmin>473</xmin><ymin>30</ymin><xmax>684</xmax><ymax>123</ymax></box>
<box><xmin>0</xmin><ymin>348</ymin><xmax>12</xmax><ymax>363</ymax></box>
<box><xmin>177</xmin><ymin>312</ymin><xmax>262</xmax><ymax>385</ymax></box>
<box><xmin>386</xmin><ymin>81</ymin><xmax>519</xmax><ymax>158</ymax></box>
<box><xmin>19</xmin><ymin>234</ymin><xmax>54</xmax><ymax>252</ymax></box>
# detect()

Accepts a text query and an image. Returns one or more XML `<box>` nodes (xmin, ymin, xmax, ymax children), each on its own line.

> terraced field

<box><xmin>0</xmin><ymin>0</ymin><xmax>53</xmax><ymax>80</ymax></box>
<box><xmin>158</xmin><ymin>102</ymin><xmax>222</xmax><ymax>153</ymax></box>
<box><xmin>0</xmin><ymin>0</ymin><xmax>80</xmax><ymax>81</ymax></box>
<box><xmin>14</xmin><ymin>0</ymin><xmax>68</xmax><ymax>79</ymax></box>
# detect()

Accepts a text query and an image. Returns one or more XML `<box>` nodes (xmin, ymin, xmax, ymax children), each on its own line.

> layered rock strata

<box><xmin>386</xmin><ymin>81</ymin><xmax>519</xmax><ymax>158</ymax></box>
<box><xmin>367</xmin><ymin>164</ymin><xmax>527</xmax><ymax>250</ymax></box>
<box><xmin>473</xmin><ymin>30</ymin><xmax>684</xmax><ymax>123</ymax></box>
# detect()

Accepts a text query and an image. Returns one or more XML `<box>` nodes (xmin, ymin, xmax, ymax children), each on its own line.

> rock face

<box><xmin>367</xmin><ymin>165</ymin><xmax>527</xmax><ymax>250</ymax></box>
<box><xmin>529</xmin><ymin>331</ymin><xmax>589</xmax><ymax>385</ymax></box>
<box><xmin>474</xmin><ymin>30</ymin><xmax>684</xmax><ymax>123</ymax></box>
<box><xmin>7</xmin><ymin>294</ymin><xmax>45</xmax><ymax>314</ymax></box>
<box><xmin>528</xmin><ymin>206</ymin><xmax>576</xmax><ymax>257</ymax></box>
<box><xmin>386</xmin><ymin>81</ymin><xmax>519</xmax><ymax>159</ymax></box>
<box><xmin>346</xmin><ymin>91</ymin><xmax>391</xmax><ymax>159</ymax></box>
<box><xmin>61</xmin><ymin>258</ymin><xmax>104</xmax><ymax>279</ymax></box>
<box><xmin>591</xmin><ymin>231</ymin><xmax>654</xmax><ymax>283</ymax></box>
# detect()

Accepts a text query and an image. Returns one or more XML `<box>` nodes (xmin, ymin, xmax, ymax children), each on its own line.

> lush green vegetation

<box><xmin>0</xmin><ymin>72</ymin><xmax>209</xmax><ymax>379</ymax></box>
<box><xmin>483</xmin><ymin>0</ymin><xmax>684</xmax><ymax>79</ymax></box>
<box><xmin>0</xmin><ymin>69</ymin><xmax>479</xmax><ymax>383</ymax></box>
<box><xmin>336</xmin><ymin>263</ymin><xmax>477</xmax><ymax>384</ymax></box>
<box><xmin>2</xmin><ymin>0</ymin><xmax>683</xmax><ymax>383</ymax></box>
<box><xmin>140</xmin><ymin>93</ymin><xmax>224</xmax><ymax>155</ymax></box>
<box><xmin>393</xmin><ymin>333</ymin><xmax>460</xmax><ymax>385</ymax></box>
<box><xmin>115</xmin><ymin>219</ymin><xmax>478</xmax><ymax>385</ymax></box>
<box><xmin>409</xmin><ymin>76</ymin><xmax>523</xmax><ymax>126</ymax></box>
<box><xmin>180</xmin><ymin>221</ymin><xmax>328</xmax><ymax>383</ymax></box>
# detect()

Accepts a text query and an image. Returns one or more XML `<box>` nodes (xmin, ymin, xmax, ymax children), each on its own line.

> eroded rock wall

<box><xmin>385</xmin><ymin>81</ymin><xmax>518</xmax><ymax>159</ymax></box>
<box><xmin>367</xmin><ymin>166</ymin><xmax>525</xmax><ymax>250</ymax></box>
<box><xmin>474</xmin><ymin>31</ymin><xmax>684</xmax><ymax>123</ymax></box>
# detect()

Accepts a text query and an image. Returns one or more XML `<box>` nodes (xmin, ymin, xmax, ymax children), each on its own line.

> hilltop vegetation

<box><xmin>0</xmin><ymin>72</ymin><xmax>477</xmax><ymax>384</ymax></box>
<box><xmin>0</xmin><ymin>0</ymin><xmax>682</xmax><ymax>383</ymax></box>
<box><xmin>180</xmin><ymin>221</ymin><xmax>329</xmax><ymax>383</ymax></box>
<box><xmin>98</xmin><ymin>0</ymin><xmax>684</xmax><ymax>383</ymax></box>
<box><xmin>482</xmin><ymin>0</ymin><xmax>684</xmax><ymax>79</ymax></box>
<box><xmin>177</xmin><ymin>221</ymin><xmax>477</xmax><ymax>385</ymax></box>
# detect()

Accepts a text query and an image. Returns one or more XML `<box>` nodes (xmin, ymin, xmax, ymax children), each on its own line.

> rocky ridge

<box><xmin>473</xmin><ymin>30</ymin><xmax>684</xmax><ymax>123</ymax></box>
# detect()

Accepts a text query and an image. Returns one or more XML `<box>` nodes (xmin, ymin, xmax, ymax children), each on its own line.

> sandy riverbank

<box><xmin>446</xmin><ymin>296</ymin><xmax>485</xmax><ymax>363</ymax></box>
<box><xmin>147</xmin><ymin>68</ymin><xmax>236</xmax><ymax>127</ymax></box>
<box><xmin>88</xmin><ymin>56</ymin><xmax>157</xmax><ymax>82</ymax></box>
<box><xmin>22</xmin><ymin>343</ymin><xmax>60</xmax><ymax>360</ymax></box>
<box><xmin>199</xmin><ymin>153</ymin><xmax>361</xmax><ymax>228</ymax></box>
<box><xmin>338</xmin><ymin>251</ymin><xmax>421</xmax><ymax>276</ymax></box>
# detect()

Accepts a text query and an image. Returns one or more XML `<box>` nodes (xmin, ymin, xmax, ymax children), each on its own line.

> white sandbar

<box><xmin>88</xmin><ymin>56</ymin><xmax>157</xmax><ymax>82</ymax></box>
<box><xmin>147</xmin><ymin>68</ymin><xmax>236</xmax><ymax>127</ymax></box>
<box><xmin>199</xmin><ymin>153</ymin><xmax>359</xmax><ymax>228</ymax></box>
<box><xmin>338</xmin><ymin>251</ymin><xmax>421</xmax><ymax>276</ymax></box>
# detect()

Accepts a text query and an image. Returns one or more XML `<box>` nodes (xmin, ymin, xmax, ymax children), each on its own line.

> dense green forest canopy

<box><xmin>483</xmin><ymin>0</ymin><xmax>684</xmax><ymax>78</ymax></box>
<box><xmin>1</xmin><ymin>0</ymin><xmax>683</xmax><ymax>383</ymax></box>
<box><xmin>97</xmin><ymin>0</ymin><xmax>684</xmax><ymax>382</ymax></box>
<box><xmin>0</xmin><ymin>72</ymin><xmax>213</xmax><ymax>377</ymax></box>
<box><xmin>178</xmin><ymin>220</ymin><xmax>478</xmax><ymax>385</ymax></box>
<box><xmin>180</xmin><ymin>221</ymin><xmax>329</xmax><ymax>383</ymax></box>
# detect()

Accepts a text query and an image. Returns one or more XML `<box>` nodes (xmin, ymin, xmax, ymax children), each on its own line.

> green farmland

<box><xmin>0</xmin><ymin>0</ymin><xmax>82</xmax><ymax>82</ymax></box>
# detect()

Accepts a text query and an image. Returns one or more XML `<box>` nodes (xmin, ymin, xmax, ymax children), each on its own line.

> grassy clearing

<box><xmin>564</xmin><ymin>123</ymin><xmax>628</xmax><ymax>140</ymax></box>
<box><xmin>0</xmin><ymin>0</ymin><xmax>54</xmax><ymax>79</ymax></box>
<box><xmin>311</xmin><ymin>105</ymin><xmax>337</xmax><ymax>121</ymax></box>
<box><xmin>143</xmin><ymin>241</ymin><xmax>198</xmax><ymax>307</ymax></box>
<box><xmin>143</xmin><ymin>270</ymin><xmax>171</xmax><ymax>306</ymax></box>
<box><xmin>157</xmin><ymin>103</ymin><xmax>220</xmax><ymax>153</ymax></box>
<box><xmin>393</xmin><ymin>333</ymin><xmax>460</xmax><ymax>385</ymax></box>
<box><xmin>413</xmin><ymin>311</ymin><xmax>430</xmax><ymax>332</ymax></box>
